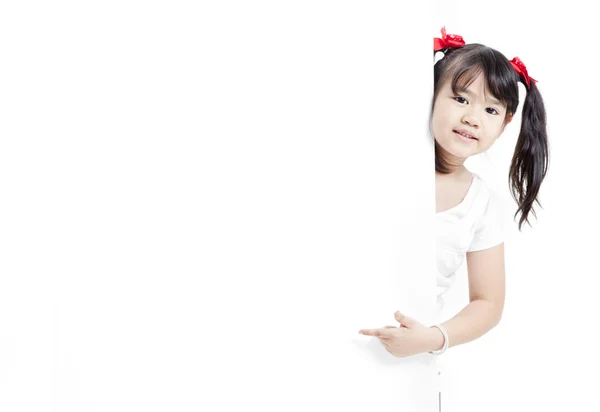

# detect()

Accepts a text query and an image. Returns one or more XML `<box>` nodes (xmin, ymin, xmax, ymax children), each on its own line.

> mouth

<box><xmin>453</xmin><ymin>130</ymin><xmax>478</xmax><ymax>141</ymax></box>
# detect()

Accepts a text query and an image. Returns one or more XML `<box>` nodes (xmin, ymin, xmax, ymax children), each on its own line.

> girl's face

<box><xmin>431</xmin><ymin>72</ymin><xmax>512</xmax><ymax>168</ymax></box>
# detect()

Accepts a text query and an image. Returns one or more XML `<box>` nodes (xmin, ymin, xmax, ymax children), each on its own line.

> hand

<box><xmin>358</xmin><ymin>311</ymin><xmax>435</xmax><ymax>358</ymax></box>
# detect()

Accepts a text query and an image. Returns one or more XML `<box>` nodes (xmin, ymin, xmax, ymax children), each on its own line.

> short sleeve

<box><xmin>467</xmin><ymin>190</ymin><xmax>505</xmax><ymax>252</ymax></box>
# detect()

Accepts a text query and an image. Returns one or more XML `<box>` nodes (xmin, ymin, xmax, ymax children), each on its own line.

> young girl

<box><xmin>359</xmin><ymin>26</ymin><xmax>549</xmax><ymax>408</ymax></box>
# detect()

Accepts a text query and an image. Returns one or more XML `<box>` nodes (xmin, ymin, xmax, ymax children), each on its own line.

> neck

<box><xmin>434</xmin><ymin>141</ymin><xmax>467</xmax><ymax>177</ymax></box>
<box><xmin>436</xmin><ymin>165</ymin><xmax>466</xmax><ymax>177</ymax></box>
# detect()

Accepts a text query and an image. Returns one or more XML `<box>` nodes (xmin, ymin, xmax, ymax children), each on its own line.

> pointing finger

<box><xmin>359</xmin><ymin>328</ymin><xmax>392</xmax><ymax>339</ymax></box>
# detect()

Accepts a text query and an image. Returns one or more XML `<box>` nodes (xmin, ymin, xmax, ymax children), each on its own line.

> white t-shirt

<box><xmin>436</xmin><ymin>171</ymin><xmax>505</xmax><ymax>313</ymax></box>
<box><xmin>433</xmin><ymin>172</ymin><xmax>505</xmax><ymax>392</ymax></box>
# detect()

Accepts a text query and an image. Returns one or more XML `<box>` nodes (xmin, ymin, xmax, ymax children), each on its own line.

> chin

<box><xmin>439</xmin><ymin>148</ymin><xmax>473</xmax><ymax>164</ymax></box>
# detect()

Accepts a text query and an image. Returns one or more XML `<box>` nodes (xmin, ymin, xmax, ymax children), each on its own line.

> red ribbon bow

<box><xmin>434</xmin><ymin>26</ymin><xmax>465</xmax><ymax>52</ymax></box>
<box><xmin>510</xmin><ymin>57</ymin><xmax>537</xmax><ymax>88</ymax></box>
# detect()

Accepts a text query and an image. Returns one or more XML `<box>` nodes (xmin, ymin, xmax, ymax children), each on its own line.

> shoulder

<box><xmin>472</xmin><ymin>172</ymin><xmax>504</xmax><ymax>209</ymax></box>
<box><xmin>467</xmin><ymin>172</ymin><xmax>506</xmax><ymax>252</ymax></box>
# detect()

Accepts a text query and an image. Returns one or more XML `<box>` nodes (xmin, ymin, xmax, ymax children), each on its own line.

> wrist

<box><xmin>426</xmin><ymin>325</ymin><xmax>446</xmax><ymax>352</ymax></box>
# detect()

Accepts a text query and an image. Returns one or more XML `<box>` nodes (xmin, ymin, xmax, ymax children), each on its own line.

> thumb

<box><xmin>394</xmin><ymin>311</ymin><xmax>419</xmax><ymax>328</ymax></box>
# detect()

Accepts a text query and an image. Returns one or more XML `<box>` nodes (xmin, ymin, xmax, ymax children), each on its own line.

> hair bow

<box><xmin>434</xmin><ymin>26</ymin><xmax>465</xmax><ymax>52</ymax></box>
<box><xmin>510</xmin><ymin>57</ymin><xmax>538</xmax><ymax>88</ymax></box>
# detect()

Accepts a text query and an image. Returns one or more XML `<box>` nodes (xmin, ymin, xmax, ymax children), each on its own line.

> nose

<box><xmin>461</xmin><ymin>112</ymin><xmax>480</xmax><ymax>128</ymax></box>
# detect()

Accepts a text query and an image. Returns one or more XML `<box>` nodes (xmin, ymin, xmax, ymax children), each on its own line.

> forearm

<box><xmin>425</xmin><ymin>299</ymin><xmax>502</xmax><ymax>352</ymax></box>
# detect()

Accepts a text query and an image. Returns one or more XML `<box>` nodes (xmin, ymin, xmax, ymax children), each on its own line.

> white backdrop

<box><xmin>3</xmin><ymin>1</ymin><xmax>598</xmax><ymax>411</ymax></box>
<box><xmin>433</xmin><ymin>1</ymin><xmax>600</xmax><ymax>411</ymax></box>
<box><xmin>0</xmin><ymin>2</ymin><xmax>444</xmax><ymax>411</ymax></box>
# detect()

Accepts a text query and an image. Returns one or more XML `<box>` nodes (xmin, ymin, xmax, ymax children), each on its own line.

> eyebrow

<box><xmin>460</xmin><ymin>89</ymin><xmax>502</xmax><ymax>107</ymax></box>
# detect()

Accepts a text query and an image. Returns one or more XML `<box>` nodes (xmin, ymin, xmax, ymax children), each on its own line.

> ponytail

<box><xmin>508</xmin><ymin>80</ymin><xmax>549</xmax><ymax>231</ymax></box>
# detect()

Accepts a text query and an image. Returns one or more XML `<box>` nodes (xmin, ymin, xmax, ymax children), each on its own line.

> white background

<box><xmin>1</xmin><ymin>1</ymin><xmax>440</xmax><ymax>411</ymax></box>
<box><xmin>1</xmin><ymin>1</ymin><xmax>598</xmax><ymax>411</ymax></box>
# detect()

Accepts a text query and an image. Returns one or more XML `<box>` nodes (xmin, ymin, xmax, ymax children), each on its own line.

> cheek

<box><xmin>481</xmin><ymin>127</ymin><xmax>503</xmax><ymax>146</ymax></box>
<box><xmin>431</xmin><ymin>109</ymin><xmax>451</xmax><ymax>137</ymax></box>
<box><xmin>486</xmin><ymin>122</ymin><xmax>506</xmax><ymax>139</ymax></box>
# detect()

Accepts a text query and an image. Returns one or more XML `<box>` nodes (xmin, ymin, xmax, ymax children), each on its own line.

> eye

<box><xmin>486</xmin><ymin>108</ymin><xmax>499</xmax><ymax>115</ymax></box>
<box><xmin>453</xmin><ymin>96</ymin><xmax>467</xmax><ymax>104</ymax></box>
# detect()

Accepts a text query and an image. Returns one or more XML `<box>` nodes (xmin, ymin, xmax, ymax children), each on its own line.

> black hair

<box><xmin>431</xmin><ymin>43</ymin><xmax>549</xmax><ymax>231</ymax></box>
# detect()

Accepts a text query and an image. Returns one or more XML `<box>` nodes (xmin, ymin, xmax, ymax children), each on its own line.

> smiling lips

<box><xmin>453</xmin><ymin>129</ymin><xmax>478</xmax><ymax>140</ymax></box>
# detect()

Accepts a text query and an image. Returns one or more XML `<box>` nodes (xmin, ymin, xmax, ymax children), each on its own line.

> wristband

<box><xmin>428</xmin><ymin>324</ymin><xmax>449</xmax><ymax>355</ymax></box>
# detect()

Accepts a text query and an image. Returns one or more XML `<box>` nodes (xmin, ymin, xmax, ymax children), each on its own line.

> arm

<box><xmin>425</xmin><ymin>242</ymin><xmax>506</xmax><ymax>351</ymax></box>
